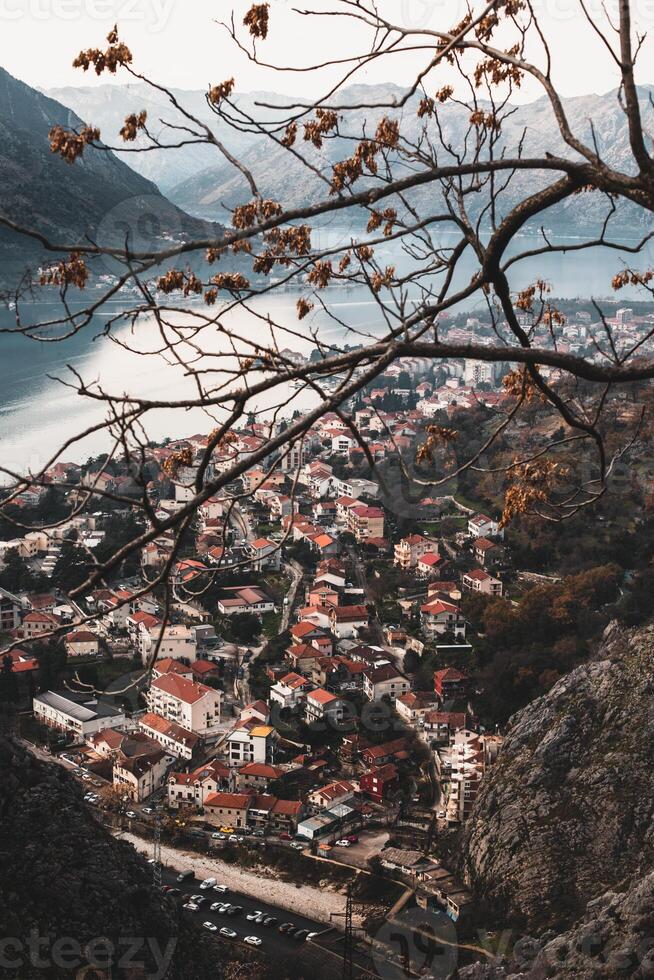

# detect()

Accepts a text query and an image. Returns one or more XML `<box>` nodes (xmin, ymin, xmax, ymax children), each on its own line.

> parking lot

<box><xmin>160</xmin><ymin>866</ymin><xmax>326</xmax><ymax>960</ymax></box>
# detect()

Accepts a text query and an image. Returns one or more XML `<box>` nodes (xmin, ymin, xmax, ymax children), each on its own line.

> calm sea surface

<box><xmin>1</xmin><ymin>231</ymin><xmax>652</xmax><ymax>472</ymax></box>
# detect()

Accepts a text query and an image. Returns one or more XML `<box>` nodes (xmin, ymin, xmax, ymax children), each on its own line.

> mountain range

<box><xmin>47</xmin><ymin>81</ymin><xmax>654</xmax><ymax>236</ymax></box>
<box><xmin>0</xmin><ymin>68</ymin><xmax>216</xmax><ymax>281</ymax></box>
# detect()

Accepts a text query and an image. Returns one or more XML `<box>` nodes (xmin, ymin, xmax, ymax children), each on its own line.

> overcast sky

<box><xmin>2</xmin><ymin>0</ymin><xmax>653</xmax><ymax>101</ymax></box>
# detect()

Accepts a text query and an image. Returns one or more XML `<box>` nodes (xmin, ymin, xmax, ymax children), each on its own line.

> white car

<box><xmin>199</xmin><ymin>878</ymin><xmax>217</xmax><ymax>890</ymax></box>
<box><xmin>290</xmin><ymin>842</ymin><xmax>304</xmax><ymax>850</ymax></box>
<box><xmin>183</xmin><ymin>902</ymin><xmax>199</xmax><ymax>912</ymax></box>
<box><xmin>244</xmin><ymin>936</ymin><xmax>262</xmax><ymax>947</ymax></box>
<box><xmin>142</xmin><ymin>807</ymin><xmax>154</xmax><ymax>815</ymax></box>
<box><xmin>213</xmin><ymin>884</ymin><xmax>228</xmax><ymax>894</ymax></box>
<box><xmin>211</xmin><ymin>832</ymin><xmax>226</xmax><ymax>840</ymax></box>
<box><xmin>219</xmin><ymin>928</ymin><xmax>237</xmax><ymax>939</ymax></box>
<box><xmin>335</xmin><ymin>839</ymin><xmax>351</xmax><ymax>847</ymax></box>
<box><xmin>210</xmin><ymin>902</ymin><xmax>227</xmax><ymax>912</ymax></box>
<box><xmin>125</xmin><ymin>811</ymin><xmax>137</xmax><ymax>819</ymax></box>
<box><xmin>247</xmin><ymin>910</ymin><xmax>264</xmax><ymax>921</ymax></box>
<box><xmin>202</xmin><ymin>921</ymin><xmax>218</xmax><ymax>932</ymax></box>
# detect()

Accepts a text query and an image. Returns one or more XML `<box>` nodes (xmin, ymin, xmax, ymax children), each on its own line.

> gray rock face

<box><xmin>459</xmin><ymin>621</ymin><xmax>654</xmax><ymax>933</ymax></box>
<box><xmin>458</xmin><ymin>871</ymin><xmax>654</xmax><ymax>978</ymax></box>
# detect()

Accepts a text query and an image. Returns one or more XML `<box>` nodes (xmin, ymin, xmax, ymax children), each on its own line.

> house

<box><xmin>468</xmin><ymin>514</ymin><xmax>501</xmax><ymax>538</ymax></box>
<box><xmin>269</xmin><ymin>672</ymin><xmax>313</xmax><ymax>710</ymax></box>
<box><xmin>0</xmin><ymin>586</ymin><xmax>23</xmax><ymax>632</ymax></box>
<box><xmin>305</xmin><ymin>688</ymin><xmax>346</xmax><ymax>726</ymax></box>
<box><xmin>286</xmin><ymin>643</ymin><xmax>322</xmax><ymax>671</ymax></box>
<box><xmin>289</xmin><ymin>622</ymin><xmax>332</xmax><ymax>652</ymax></box>
<box><xmin>64</xmin><ymin>630</ymin><xmax>100</xmax><ymax>658</ymax></box>
<box><xmin>145</xmin><ymin>674</ymin><xmax>222</xmax><ymax>739</ymax></box>
<box><xmin>422</xmin><ymin>710</ymin><xmax>468</xmax><ymax>745</ymax></box>
<box><xmin>363</xmin><ymin>664</ymin><xmax>411</xmax><ymax>702</ymax></box>
<box><xmin>308</xmin><ymin>780</ymin><xmax>356</xmax><ymax>809</ymax></box>
<box><xmin>433</xmin><ymin>667</ymin><xmax>469</xmax><ymax>702</ymax></box>
<box><xmin>143</xmin><ymin>625</ymin><xmax>197</xmax><ymax>665</ymax></box>
<box><xmin>420</xmin><ymin>598</ymin><xmax>466</xmax><ymax>638</ymax></box>
<box><xmin>361</xmin><ymin>737</ymin><xmax>409</xmax><ymax>767</ymax></box>
<box><xmin>395</xmin><ymin>690</ymin><xmax>439</xmax><ymax>723</ymax></box>
<box><xmin>473</xmin><ymin>537</ymin><xmax>506</xmax><ymax>568</ymax></box>
<box><xmin>217</xmin><ymin>586</ymin><xmax>275</xmax><ymax>617</ymax></box>
<box><xmin>247</xmin><ymin>537</ymin><xmax>281</xmax><ymax>571</ymax></box>
<box><xmin>239</xmin><ymin>700</ymin><xmax>270</xmax><ymax>724</ymax></box>
<box><xmin>394</xmin><ymin>534</ymin><xmax>438</xmax><ymax>570</ymax></box>
<box><xmin>270</xmin><ymin>798</ymin><xmax>304</xmax><ymax>833</ymax></box>
<box><xmin>359</xmin><ymin>763</ymin><xmax>399</xmax><ymax>803</ymax></box>
<box><xmin>417</xmin><ymin>553</ymin><xmax>442</xmax><ymax>577</ymax></box>
<box><xmin>167</xmin><ymin>760</ymin><xmax>231</xmax><ymax>808</ymax></box>
<box><xmin>139</xmin><ymin>712</ymin><xmax>200</xmax><ymax>760</ymax></box>
<box><xmin>152</xmin><ymin>659</ymin><xmax>194</xmax><ymax>681</ymax></box>
<box><xmin>347</xmin><ymin>506</ymin><xmax>385</xmax><ymax>543</ymax></box>
<box><xmin>33</xmin><ymin>691</ymin><xmax>126</xmax><ymax>740</ymax></box>
<box><xmin>314</xmin><ymin>559</ymin><xmax>347</xmax><ymax>590</ymax></box>
<box><xmin>203</xmin><ymin>792</ymin><xmax>251</xmax><ymax>829</ymax></box>
<box><xmin>113</xmin><ymin>750</ymin><xmax>171</xmax><ymax>802</ymax></box>
<box><xmin>21</xmin><ymin>611</ymin><xmax>59</xmax><ymax>639</ymax></box>
<box><xmin>462</xmin><ymin>568</ymin><xmax>503</xmax><ymax>596</ymax></box>
<box><xmin>329</xmin><ymin>605</ymin><xmax>369</xmax><ymax>639</ymax></box>
<box><xmin>225</xmin><ymin>721</ymin><xmax>277</xmax><ymax>767</ymax></box>
<box><xmin>298</xmin><ymin>605</ymin><xmax>332</xmax><ymax>631</ymax></box>
<box><xmin>235</xmin><ymin>762</ymin><xmax>285</xmax><ymax>790</ymax></box>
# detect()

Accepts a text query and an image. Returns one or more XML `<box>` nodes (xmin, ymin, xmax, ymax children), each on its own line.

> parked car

<box><xmin>211</xmin><ymin>833</ymin><xmax>226</xmax><ymax>840</ymax></box>
<box><xmin>278</xmin><ymin>832</ymin><xmax>292</xmax><ymax>841</ymax></box>
<box><xmin>199</xmin><ymin>878</ymin><xmax>216</xmax><ymax>890</ymax></box>
<box><xmin>253</xmin><ymin>829</ymin><xmax>265</xmax><ymax>837</ymax></box>
<box><xmin>278</xmin><ymin>923</ymin><xmax>295</xmax><ymax>934</ymax></box>
<box><xmin>212</xmin><ymin>884</ymin><xmax>228</xmax><ymax>893</ymax></box>
<box><xmin>226</xmin><ymin>905</ymin><xmax>243</xmax><ymax>916</ymax></box>
<box><xmin>293</xmin><ymin>929</ymin><xmax>310</xmax><ymax>941</ymax></box>
<box><xmin>246</xmin><ymin>910</ymin><xmax>264</xmax><ymax>922</ymax></box>
<box><xmin>335</xmin><ymin>839</ymin><xmax>350</xmax><ymax>847</ymax></box>
<box><xmin>346</xmin><ymin>835</ymin><xmax>359</xmax><ymax>844</ymax></box>
<box><xmin>263</xmin><ymin>916</ymin><xmax>277</xmax><ymax>927</ymax></box>
<box><xmin>177</xmin><ymin>870</ymin><xmax>194</xmax><ymax>883</ymax></box>
<box><xmin>142</xmin><ymin>807</ymin><xmax>154</xmax><ymax>815</ymax></box>
<box><xmin>182</xmin><ymin>902</ymin><xmax>199</xmax><ymax>912</ymax></box>
<box><xmin>290</xmin><ymin>842</ymin><xmax>304</xmax><ymax>851</ymax></box>
<box><xmin>202</xmin><ymin>922</ymin><xmax>218</xmax><ymax>932</ymax></box>
<box><xmin>244</xmin><ymin>936</ymin><xmax>262</xmax><ymax>947</ymax></box>
<box><xmin>219</xmin><ymin>928</ymin><xmax>237</xmax><ymax>939</ymax></box>
<box><xmin>219</xmin><ymin>826</ymin><xmax>235</xmax><ymax>834</ymax></box>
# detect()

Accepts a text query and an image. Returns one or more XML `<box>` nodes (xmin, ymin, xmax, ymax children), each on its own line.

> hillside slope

<box><xmin>459</xmin><ymin>620</ymin><xmax>654</xmax><ymax>934</ymax></box>
<box><xmin>0</xmin><ymin>68</ymin><xmax>214</xmax><ymax>278</ymax></box>
<box><xmin>0</xmin><ymin>736</ymin><xmax>219</xmax><ymax>979</ymax></box>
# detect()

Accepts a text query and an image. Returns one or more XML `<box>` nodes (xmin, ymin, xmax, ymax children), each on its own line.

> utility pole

<box><xmin>342</xmin><ymin>884</ymin><xmax>354</xmax><ymax>980</ymax></box>
<box><xmin>153</xmin><ymin>813</ymin><xmax>162</xmax><ymax>889</ymax></box>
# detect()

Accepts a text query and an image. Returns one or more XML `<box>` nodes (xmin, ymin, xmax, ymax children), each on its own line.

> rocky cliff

<box><xmin>0</xmin><ymin>736</ymin><xmax>219</xmax><ymax>979</ymax></box>
<box><xmin>458</xmin><ymin>870</ymin><xmax>654</xmax><ymax>978</ymax></box>
<box><xmin>459</xmin><ymin>621</ymin><xmax>654</xmax><ymax>934</ymax></box>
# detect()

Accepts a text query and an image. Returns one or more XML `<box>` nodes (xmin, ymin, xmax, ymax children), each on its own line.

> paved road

<box><xmin>280</xmin><ymin>558</ymin><xmax>303</xmax><ymax>632</ymax></box>
<box><xmin>160</xmin><ymin>864</ymin><xmax>326</xmax><ymax>961</ymax></box>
